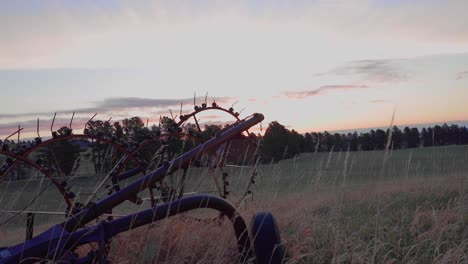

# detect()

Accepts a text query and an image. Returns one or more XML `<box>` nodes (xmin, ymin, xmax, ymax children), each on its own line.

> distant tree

<box><xmin>433</xmin><ymin>125</ymin><xmax>443</xmax><ymax>146</ymax></box>
<box><xmin>391</xmin><ymin>126</ymin><xmax>404</xmax><ymax>149</ymax></box>
<box><xmin>262</xmin><ymin>121</ymin><xmax>292</xmax><ymax>162</ymax></box>
<box><xmin>304</xmin><ymin>132</ymin><xmax>315</xmax><ymax>152</ymax></box>
<box><xmin>421</xmin><ymin>127</ymin><xmax>433</xmax><ymax>147</ymax></box>
<box><xmin>460</xmin><ymin>126</ymin><xmax>468</xmax><ymax>145</ymax></box>
<box><xmin>87</xmin><ymin>120</ymin><xmax>113</xmax><ymax>138</ymax></box>
<box><xmin>411</xmin><ymin>128</ymin><xmax>421</xmax><ymax>147</ymax></box>
<box><xmin>39</xmin><ymin>126</ymin><xmax>81</xmax><ymax>176</ymax></box>
<box><xmin>85</xmin><ymin>120</ymin><xmax>114</xmax><ymax>174</ymax></box>
<box><xmin>440</xmin><ymin>123</ymin><xmax>451</xmax><ymax>145</ymax></box>
<box><xmin>359</xmin><ymin>132</ymin><xmax>373</xmax><ymax>151</ymax></box>
<box><xmin>260</xmin><ymin>122</ymin><xmax>468</xmax><ymax>156</ymax></box>
<box><xmin>289</xmin><ymin>129</ymin><xmax>304</xmax><ymax>155</ymax></box>
<box><xmin>448</xmin><ymin>124</ymin><xmax>460</xmax><ymax>145</ymax></box>
<box><xmin>404</xmin><ymin>127</ymin><xmax>420</xmax><ymax>148</ymax></box>
<box><xmin>373</xmin><ymin>129</ymin><xmax>387</xmax><ymax>150</ymax></box>
<box><xmin>348</xmin><ymin>132</ymin><xmax>359</xmax><ymax>151</ymax></box>
<box><xmin>159</xmin><ymin>116</ymin><xmax>179</xmax><ymax>133</ymax></box>
<box><xmin>113</xmin><ymin>121</ymin><xmax>124</xmax><ymax>141</ymax></box>
<box><xmin>201</xmin><ymin>124</ymin><xmax>222</xmax><ymax>141</ymax></box>
<box><xmin>323</xmin><ymin>131</ymin><xmax>335</xmax><ymax>152</ymax></box>
<box><xmin>334</xmin><ymin>133</ymin><xmax>345</xmax><ymax>150</ymax></box>
<box><xmin>369</xmin><ymin>130</ymin><xmax>377</xmax><ymax>150</ymax></box>
<box><xmin>315</xmin><ymin>132</ymin><xmax>324</xmax><ymax>152</ymax></box>
<box><xmin>122</xmin><ymin>116</ymin><xmax>147</xmax><ymax>142</ymax></box>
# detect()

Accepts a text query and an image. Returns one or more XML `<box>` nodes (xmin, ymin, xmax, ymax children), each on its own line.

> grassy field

<box><xmin>1</xmin><ymin>145</ymin><xmax>468</xmax><ymax>263</ymax></box>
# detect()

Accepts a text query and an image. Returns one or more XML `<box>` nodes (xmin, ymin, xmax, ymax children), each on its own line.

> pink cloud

<box><xmin>283</xmin><ymin>85</ymin><xmax>369</xmax><ymax>99</ymax></box>
<box><xmin>0</xmin><ymin>96</ymin><xmax>236</xmax><ymax>121</ymax></box>
<box><xmin>0</xmin><ymin>117</ymin><xmax>91</xmax><ymax>140</ymax></box>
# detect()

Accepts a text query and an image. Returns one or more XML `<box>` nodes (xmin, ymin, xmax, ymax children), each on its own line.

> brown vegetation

<box><xmin>107</xmin><ymin>175</ymin><xmax>468</xmax><ymax>263</ymax></box>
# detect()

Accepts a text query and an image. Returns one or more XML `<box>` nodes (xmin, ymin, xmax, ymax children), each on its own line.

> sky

<box><xmin>0</xmin><ymin>0</ymin><xmax>467</xmax><ymax>138</ymax></box>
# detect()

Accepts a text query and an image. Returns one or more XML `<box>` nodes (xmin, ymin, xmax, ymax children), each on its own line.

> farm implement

<box><xmin>0</xmin><ymin>103</ymin><xmax>287</xmax><ymax>263</ymax></box>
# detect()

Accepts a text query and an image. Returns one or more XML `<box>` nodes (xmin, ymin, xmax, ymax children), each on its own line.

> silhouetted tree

<box><xmin>391</xmin><ymin>126</ymin><xmax>404</xmax><ymax>149</ymax></box>
<box><xmin>262</xmin><ymin>121</ymin><xmax>293</xmax><ymax>162</ymax></box>
<box><xmin>113</xmin><ymin>121</ymin><xmax>124</xmax><ymax>140</ymax></box>
<box><xmin>304</xmin><ymin>133</ymin><xmax>315</xmax><ymax>152</ymax></box>
<box><xmin>460</xmin><ymin>126</ymin><xmax>468</xmax><ymax>145</ymax></box>
<box><xmin>433</xmin><ymin>125</ymin><xmax>443</xmax><ymax>146</ymax></box>
<box><xmin>85</xmin><ymin>120</ymin><xmax>115</xmax><ymax>174</ymax></box>
<box><xmin>411</xmin><ymin>128</ymin><xmax>421</xmax><ymax>147</ymax></box>
<box><xmin>39</xmin><ymin>126</ymin><xmax>81</xmax><ymax>176</ymax></box>
<box><xmin>348</xmin><ymin>132</ymin><xmax>359</xmax><ymax>151</ymax></box>
<box><xmin>404</xmin><ymin>127</ymin><xmax>420</xmax><ymax>148</ymax></box>
<box><xmin>122</xmin><ymin>116</ymin><xmax>147</xmax><ymax>142</ymax></box>
<box><xmin>449</xmin><ymin>124</ymin><xmax>460</xmax><ymax>145</ymax></box>
<box><xmin>422</xmin><ymin>127</ymin><xmax>433</xmax><ymax>147</ymax></box>
<box><xmin>373</xmin><ymin>129</ymin><xmax>387</xmax><ymax>150</ymax></box>
<box><xmin>289</xmin><ymin>129</ymin><xmax>305</xmax><ymax>154</ymax></box>
<box><xmin>359</xmin><ymin>132</ymin><xmax>373</xmax><ymax>151</ymax></box>
<box><xmin>323</xmin><ymin>131</ymin><xmax>335</xmax><ymax>152</ymax></box>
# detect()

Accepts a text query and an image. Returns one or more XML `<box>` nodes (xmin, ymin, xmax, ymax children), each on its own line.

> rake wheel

<box><xmin>164</xmin><ymin>102</ymin><xmax>262</xmax><ymax>208</ymax></box>
<box><xmin>0</xmin><ymin>101</ymin><xmax>262</xmax><ymax>245</ymax></box>
<box><xmin>251</xmin><ymin>212</ymin><xmax>288</xmax><ymax>264</ymax></box>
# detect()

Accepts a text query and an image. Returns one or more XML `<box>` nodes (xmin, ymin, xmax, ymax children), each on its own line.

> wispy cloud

<box><xmin>456</xmin><ymin>71</ymin><xmax>468</xmax><ymax>80</ymax></box>
<box><xmin>333</xmin><ymin>60</ymin><xmax>409</xmax><ymax>83</ymax></box>
<box><xmin>96</xmin><ymin>97</ymin><xmax>233</xmax><ymax>109</ymax></box>
<box><xmin>0</xmin><ymin>96</ymin><xmax>235</xmax><ymax>121</ymax></box>
<box><xmin>0</xmin><ymin>96</ymin><xmax>238</xmax><ymax>137</ymax></box>
<box><xmin>0</xmin><ymin>117</ymin><xmax>91</xmax><ymax>139</ymax></box>
<box><xmin>284</xmin><ymin>85</ymin><xmax>369</xmax><ymax>99</ymax></box>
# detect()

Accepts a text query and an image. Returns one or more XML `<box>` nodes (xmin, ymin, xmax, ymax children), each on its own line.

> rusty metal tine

<box><xmin>69</xmin><ymin>112</ymin><xmax>75</xmax><ymax>130</ymax></box>
<box><xmin>4</xmin><ymin>127</ymin><xmax>24</xmax><ymax>143</ymax></box>
<box><xmin>37</xmin><ymin>118</ymin><xmax>40</xmax><ymax>138</ymax></box>
<box><xmin>51</xmin><ymin>113</ymin><xmax>56</xmax><ymax>133</ymax></box>
<box><xmin>85</xmin><ymin>113</ymin><xmax>98</xmax><ymax>130</ymax></box>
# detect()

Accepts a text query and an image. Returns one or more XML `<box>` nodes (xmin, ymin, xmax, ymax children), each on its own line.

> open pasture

<box><xmin>1</xmin><ymin>145</ymin><xmax>468</xmax><ymax>263</ymax></box>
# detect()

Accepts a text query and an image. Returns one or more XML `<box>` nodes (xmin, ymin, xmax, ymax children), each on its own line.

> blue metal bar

<box><xmin>1</xmin><ymin>195</ymin><xmax>253</xmax><ymax>263</ymax></box>
<box><xmin>117</xmin><ymin>166</ymin><xmax>142</xmax><ymax>181</ymax></box>
<box><xmin>107</xmin><ymin>194</ymin><xmax>252</xmax><ymax>259</ymax></box>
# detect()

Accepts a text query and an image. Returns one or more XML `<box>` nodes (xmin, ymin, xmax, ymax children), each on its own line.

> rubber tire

<box><xmin>251</xmin><ymin>212</ymin><xmax>287</xmax><ymax>264</ymax></box>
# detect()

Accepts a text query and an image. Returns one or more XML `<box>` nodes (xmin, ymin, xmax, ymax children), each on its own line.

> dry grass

<box><xmin>3</xmin><ymin>146</ymin><xmax>468</xmax><ymax>263</ymax></box>
<box><xmin>105</xmin><ymin>175</ymin><xmax>468</xmax><ymax>263</ymax></box>
<box><xmin>108</xmin><ymin>217</ymin><xmax>242</xmax><ymax>263</ymax></box>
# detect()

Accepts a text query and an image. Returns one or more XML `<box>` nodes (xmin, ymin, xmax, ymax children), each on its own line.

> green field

<box><xmin>1</xmin><ymin>145</ymin><xmax>468</xmax><ymax>263</ymax></box>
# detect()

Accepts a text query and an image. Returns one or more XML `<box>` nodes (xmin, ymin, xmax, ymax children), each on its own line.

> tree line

<box><xmin>261</xmin><ymin>121</ymin><xmax>468</xmax><ymax>162</ymax></box>
<box><xmin>3</xmin><ymin>117</ymin><xmax>468</xmax><ymax>177</ymax></box>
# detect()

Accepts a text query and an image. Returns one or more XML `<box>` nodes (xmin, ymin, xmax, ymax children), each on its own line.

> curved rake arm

<box><xmin>1</xmin><ymin>195</ymin><xmax>252</xmax><ymax>264</ymax></box>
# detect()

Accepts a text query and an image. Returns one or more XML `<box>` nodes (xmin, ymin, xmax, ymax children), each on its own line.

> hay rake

<box><xmin>0</xmin><ymin>107</ymin><xmax>287</xmax><ymax>263</ymax></box>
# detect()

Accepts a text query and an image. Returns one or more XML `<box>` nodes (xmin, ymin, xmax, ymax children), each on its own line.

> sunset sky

<box><xmin>1</xmin><ymin>1</ymin><xmax>467</xmax><ymax>138</ymax></box>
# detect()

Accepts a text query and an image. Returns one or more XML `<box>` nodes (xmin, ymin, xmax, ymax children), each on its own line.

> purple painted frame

<box><xmin>0</xmin><ymin>113</ymin><xmax>264</xmax><ymax>263</ymax></box>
